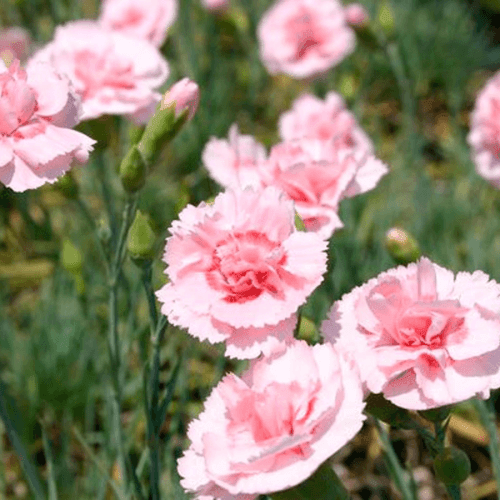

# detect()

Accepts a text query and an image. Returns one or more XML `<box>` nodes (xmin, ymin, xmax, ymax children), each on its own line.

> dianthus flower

<box><xmin>259</xmin><ymin>139</ymin><xmax>388</xmax><ymax>238</ymax></box>
<box><xmin>156</xmin><ymin>187</ymin><xmax>327</xmax><ymax>359</ymax></box>
<box><xmin>322</xmin><ymin>257</ymin><xmax>500</xmax><ymax>410</ymax></box>
<box><xmin>178</xmin><ymin>340</ymin><xmax>365</xmax><ymax>498</ymax></box>
<box><xmin>99</xmin><ymin>0</ymin><xmax>177</xmax><ymax>47</ymax></box>
<box><xmin>202</xmin><ymin>124</ymin><xmax>267</xmax><ymax>190</ymax></box>
<box><xmin>257</xmin><ymin>0</ymin><xmax>356</xmax><ymax>79</ymax></box>
<box><xmin>468</xmin><ymin>71</ymin><xmax>500</xmax><ymax>188</ymax></box>
<box><xmin>30</xmin><ymin>21</ymin><xmax>169</xmax><ymax>123</ymax></box>
<box><xmin>0</xmin><ymin>60</ymin><xmax>95</xmax><ymax>191</ymax></box>
<box><xmin>278</xmin><ymin>92</ymin><xmax>373</xmax><ymax>159</ymax></box>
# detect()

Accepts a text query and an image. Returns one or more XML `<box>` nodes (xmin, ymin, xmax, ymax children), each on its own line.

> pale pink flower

<box><xmin>99</xmin><ymin>0</ymin><xmax>177</xmax><ymax>47</ymax></box>
<box><xmin>202</xmin><ymin>124</ymin><xmax>267</xmax><ymax>190</ymax></box>
<box><xmin>0</xmin><ymin>27</ymin><xmax>31</xmax><ymax>62</ymax></box>
<box><xmin>278</xmin><ymin>92</ymin><xmax>374</xmax><ymax>157</ymax></box>
<box><xmin>178</xmin><ymin>340</ymin><xmax>365</xmax><ymax>497</ymax></box>
<box><xmin>344</xmin><ymin>4</ymin><xmax>369</xmax><ymax>26</ymax></box>
<box><xmin>468</xmin><ymin>71</ymin><xmax>500</xmax><ymax>188</ymax></box>
<box><xmin>161</xmin><ymin>78</ymin><xmax>199</xmax><ymax>121</ymax></box>
<box><xmin>156</xmin><ymin>187</ymin><xmax>327</xmax><ymax>359</ymax></box>
<box><xmin>257</xmin><ymin>0</ymin><xmax>356</xmax><ymax>79</ymax></box>
<box><xmin>258</xmin><ymin>139</ymin><xmax>388</xmax><ymax>238</ymax></box>
<box><xmin>201</xmin><ymin>0</ymin><xmax>229</xmax><ymax>11</ymax></box>
<box><xmin>322</xmin><ymin>258</ymin><xmax>500</xmax><ymax>410</ymax></box>
<box><xmin>30</xmin><ymin>21</ymin><xmax>169</xmax><ymax>123</ymax></box>
<box><xmin>0</xmin><ymin>60</ymin><xmax>95</xmax><ymax>192</ymax></box>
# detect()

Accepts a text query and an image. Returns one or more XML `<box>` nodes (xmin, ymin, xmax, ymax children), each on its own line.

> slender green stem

<box><xmin>40</xmin><ymin>419</ymin><xmax>58</xmax><ymax>500</ymax></box>
<box><xmin>140</xmin><ymin>265</ymin><xmax>158</xmax><ymax>338</ymax></box>
<box><xmin>373</xmin><ymin>418</ymin><xmax>417</xmax><ymax>500</ymax></box>
<box><xmin>0</xmin><ymin>382</ymin><xmax>45</xmax><ymax>500</ymax></box>
<box><xmin>473</xmin><ymin>397</ymin><xmax>500</xmax><ymax>500</ymax></box>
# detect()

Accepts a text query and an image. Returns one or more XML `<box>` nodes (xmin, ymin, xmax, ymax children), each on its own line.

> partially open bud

<box><xmin>385</xmin><ymin>227</ymin><xmax>421</xmax><ymax>264</ymax></box>
<box><xmin>433</xmin><ymin>446</ymin><xmax>471</xmax><ymax>485</ymax></box>
<box><xmin>345</xmin><ymin>4</ymin><xmax>369</xmax><ymax>27</ymax></box>
<box><xmin>127</xmin><ymin>211</ymin><xmax>157</xmax><ymax>263</ymax></box>
<box><xmin>161</xmin><ymin>78</ymin><xmax>200</xmax><ymax>122</ymax></box>
<box><xmin>119</xmin><ymin>145</ymin><xmax>147</xmax><ymax>193</ymax></box>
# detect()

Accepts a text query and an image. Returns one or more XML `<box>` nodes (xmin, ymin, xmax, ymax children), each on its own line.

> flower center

<box><xmin>0</xmin><ymin>65</ymin><xmax>37</xmax><ymax>136</ymax></box>
<box><xmin>205</xmin><ymin>231</ymin><xmax>287</xmax><ymax>303</ymax></box>
<box><xmin>287</xmin><ymin>10</ymin><xmax>322</xmax><ymax>60</ymax></box>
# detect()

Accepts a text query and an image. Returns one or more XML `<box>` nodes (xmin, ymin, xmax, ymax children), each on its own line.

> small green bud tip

<box><xmin>55</xmin><ymin>172</ymin><xmax>78</xmax><ymax>199</ymax></box>
<box><xmin>61</xmin><ymin>239</ymin><xmax>83</xmax><ymax>274</ymax></box>
<box><xmin>385</xmin><ymin>227</ymin><xmax>421</xmax><ymax>264</ymax></box>
<box><xmin>418</xmin><ymin>405</ymin><xmax>452</xmax><ymax>423</ymax></box>
<box><xmin>378</xmin><ymin>1</ymin><xmax>395</xmax><ymax>35</ymax></box>
<box><xmin>294</xmin><ymin>212</ymin><xmax>307</xmax><ymax>231</ymax></box>
<box><xmin>433</xmin><ymin>447</ymin><xmax>471</xmax><ymax>485</ymax></box>
<box><xmin>127</xmin><ymin>211</ymin><xmax>156</xmax><ymax>261</ymax></box>
<box><xmin>119</xmin><ymin>146</ymin><xmax>147</xmax><ymax>193</ymax></box>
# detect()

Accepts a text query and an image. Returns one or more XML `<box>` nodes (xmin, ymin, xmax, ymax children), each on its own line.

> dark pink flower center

<box><xmin>0</xmin><ymin>63</ymin><xmax>37</xmax><ymax>136</ymax></box>
<box><xmin>205</xmin><ymin>231</ymin><xmax>287</xmax><ymax>303</ymax></box>
<box><xmin>286</xmin><ymin>9</ymin><xmax>323</xmax><ymax>60</ymax></box>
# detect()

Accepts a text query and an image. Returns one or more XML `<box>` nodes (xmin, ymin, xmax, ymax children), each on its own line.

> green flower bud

<box><xmin>61</xmin><ymin>239</ymin><xmax>83</xmax><ymax>274</ymax></box>
<box><xmin>418</xmin><ymin>405</ymin><xmax>452</xmax><ymax>423</ymax></box>
<box><xmin>385</xmin><ymin>227</ymin><xmax>421</xmax><ymax>264</ymax></box>
<box><xmin>55</xmin><ymin>172</ymin><xmax>79</xmax><ymax>199</ymax></box>
<box><xmin>119</xmin><ymin>145</ymin><xmax>147</xmax><ymax>193</ymax></box>
<box><xmin>294</xmin><ymin>212</ymin><xmax>306</xmax><ymax>231</ymax></box>
<box><xmin>378</xmin><ymin>0</ymin><xmax>395</xmax><ymax>36</ymax></box>
<box><xmin>364</xmin><ymin>393</ymin><xmax>415</xmax><ymax>429</ymax></box>
<box><xmin>433</xmin><ymin>446</ymin><xmax>471</xmax><ymax>485</ymax></box>
<box><xmin>296</xmin><ymin>316</ymin><xmax>318</xmax><ymax>343</ymax></box>
<box><xmin>127</xmin><ymin>211</ymin><xmax>157</xmax><ymax>263</ymax></box>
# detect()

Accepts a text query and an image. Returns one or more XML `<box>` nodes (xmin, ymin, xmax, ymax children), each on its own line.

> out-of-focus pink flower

<box><xmin>0</xmin><ymin>27</ymin><xmax>31</xmax><ymax>63</ymax></box>
<box><xmin>202</xmin><ymin>124</ymin><xmax>267</xmax><ymax>190</ymax></box>
<box><xmin>161</xmin><ymin>78</ymin><xmax>199</xmax><ymax>121</ymax></box>
<box><xmin>156</xmin><ymin>187</ymin><xmax>327</xmax><ymax>359</ymax></box>
<box><xmin>257</xmin><ymin>0</ymin><xmax>356</xmax><ymax>79</ymax></box>
<box><xmin>30</xmin><ymin>21</ymin><xmax>169</xmax><ymax>124</ymax></box>
<box><xmin>258</xmin><ymin>139</ymin><xmax>388</xmax><ymax>238</ymax></box>
<box><xmin>201</xmin><ymin>0</ymin><xmax>229</xmax><ymax>11</ymax></box>
<box><xmin>99</xmin><ymin>0</ymin><xmax>177</xmax><ymax>47</ymax></box>
<box><xmin>0</xmin><ymin>60</ymin><xmax>95</xmax><ymax>192</ymax></box>
<box><xmin>322</xmin><ymin>257</ymin><xmax>500</xmax><ymax>410</ymax></box>
<box><xmin>279</xmin><ymin>92</ymin><xmax>373</xmax><ymax>157</ymax></box>
<box><xmin>178</xmin><ymin>340</ymin><xmax>365</xmax><ymax>498</ymax></box>
<box><xmin>345</xmin><ymin>3</ymin><xmax>369</xmax><ymax>26</ymax></box>
<box><xmin>468</xmin><ymin>71</ymin><xmax>500</xmax><ymax>188</ymax></box>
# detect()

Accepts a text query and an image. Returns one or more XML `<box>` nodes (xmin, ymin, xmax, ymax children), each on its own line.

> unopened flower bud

<box><xmin>61</xmin><ymin>239</ymin><xmax>83</xmax><ymax>274</ymax></box>
<box><xmin>294</xmin><ymin>212</ymin><xmax>306</xmax><ymax>231</ymax></box>
<box><xmin>345</xmin><ymin>4</ymin><xmax>369</xmax><ymax>27</ymax></box>
<box><xmin>364</xmin><ymin>393</ymin><xmax>414</xmax><ymax>429</ymax></box>
<box><xmin>127</xmin><ymin>211</ymin><xmax>157</xmax><ymax>263</ymax></box>
<box><xmin>161</xmin><ymin>78</ymin><xmax>200</xmax><ymax>122</ymax></box>
<box><xmin>378</xmin><ymin>1</ymin><xmax>395</xmax><ymax>36</ymax></box>
<box><xmin>385</xmin><ymin>227</ymin><xmax>421</xmax><ymax>264</ymax></box>
<box><xmin>119</xmin><ymin>145</ymin><xmax>147</xmax><ymax>193</ymax></box>
<box><xmin>433</xmin><ymin>446</ymin><xmax>471</xmax><ymax>485</ymax></box>
<box><xmin>55</xmin><ymin>172</ymin><xmax>79</xmax><ymax>199</ymax></box>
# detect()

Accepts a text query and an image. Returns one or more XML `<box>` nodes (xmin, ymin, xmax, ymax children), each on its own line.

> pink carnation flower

<box><xmin>259</xmin><ymin>139</ymin><xmax>388</xmax><ymax>238</ymax></box>
<box><xmin>30</xmin><ymin>21</ymin><xmax>169</xmax><ymax>124</ymax></box>
<box><xmin>344</xmin><ymin>3</ymin><xmax>369</xmax><ymax>27</ymax></box>
<box><xmin>178</xmin><ymin>340</ymin><xmax>365</xmax><ymax>497</ymax></box>
<box><xmin>99</xmin><ymin>0</ymin><xmax>177</xmax><ymax>47</ymax></box>
<box><xmin>0</xmin><ymin>60</ymin><xmax>95</xmax><ymax>192</ymax></box>
<box><xmin>257</xmin><ymin>0</ymin><xmax>356</xmax><ymax>79</ymax></box>
<box><xmin>0</xmin><ymin>27</ymin><xmax>31</xmax><ymax>62</ymax></box>
<box><xmin>468</xmin><ymin>71</ymin><xmax>500</xmax><ymax>188</ymax></box>
<box><xmin>279</xmin><ymin>92</ymin><xmax>373</xmax><ymax>158</ymax></box>
<box><xmin>202</xmin><ymin>124</ymin><xmax>267</xmax><ymax>190</ymax></box>
<box><xmin>322</xmin><ymin>258</ymin><xmax>500</xmax><ymax>410</ymax></box>
<box><xmin>156</xmin><ymin>187</ymin><xmax>327</xmax><ymax>359</ymax></box>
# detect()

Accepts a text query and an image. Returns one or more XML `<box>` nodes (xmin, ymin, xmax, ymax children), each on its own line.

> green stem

<box><xmin>0</xmin><ymin>381</ymin><xmax>45</xmax><ymax>500</ymax></box>
<box><xmin>473</xmin><ymin>397</ymin><xmax>500</xmax><ymax>500</ymax></box>
<box><xmin>374</xmin><ymin>418</ymin><xmax>417</xmax><ymax>500</ymax></box>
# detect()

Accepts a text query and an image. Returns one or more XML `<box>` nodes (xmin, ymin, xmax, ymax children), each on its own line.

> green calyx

<box><xmin>127</xmin><ymin>211</ymin><xmax>157</xmax><ymax>262</ymax></box>
<box><xmin>433</xmin><ymin>446</ymin><xmax>471</xmax><ymax>485</ymax></box>
<box><xmin>119</xmin><ymin>146</ymin><xmax>147</xmax><ymax>193</ymax></box>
